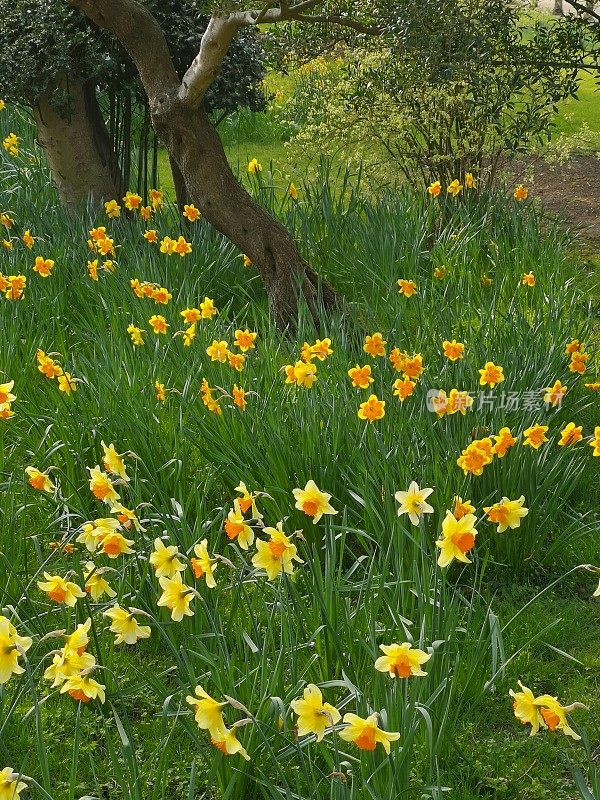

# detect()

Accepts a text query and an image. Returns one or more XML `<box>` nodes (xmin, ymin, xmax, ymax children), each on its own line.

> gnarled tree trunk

<box><xmin>154</xmin><ymin>101</ymin><xmax>335</xmax><ymax>328</ymax></box>
<box><xmin>33</xmin><ymin>80</ymin><xmax>122</xmax><ymax>206</ymax></box>
<box><xmin>69</xmin><ymin>0</ymin><xmax>338</xmax><ymax>329</ymax></box>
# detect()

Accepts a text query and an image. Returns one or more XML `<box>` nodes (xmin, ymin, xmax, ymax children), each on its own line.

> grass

<box><xmin>0</xmin><ymin>108</ymin><xmax>600</xmax><ymax>800</ymax></box>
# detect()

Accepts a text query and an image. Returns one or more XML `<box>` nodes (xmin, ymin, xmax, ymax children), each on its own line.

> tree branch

<box><xmin>563</xmin><ymin>0</ymin><xmax>600</xmax><ymax>22</ymax></box>
<box><xmin>68</xmin><ymin>0</ymin><xmax>180</xmax><ymax>99</ymax></box>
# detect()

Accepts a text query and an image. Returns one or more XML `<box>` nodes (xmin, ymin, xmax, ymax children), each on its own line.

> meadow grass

<box><xmin>0</xmin><ymin>109</ymin><xmax>599</xmax><ymax>800</ymax></box>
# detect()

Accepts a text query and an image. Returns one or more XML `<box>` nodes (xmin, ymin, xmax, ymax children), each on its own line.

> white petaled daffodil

<box><xmin>394</xmin><ymin>481</ymin><xmax>434</xmax><ymax>526</ymax></box>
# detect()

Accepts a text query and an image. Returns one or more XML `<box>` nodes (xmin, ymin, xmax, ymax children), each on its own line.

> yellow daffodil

<box><xmin>104</xmin><ymin>605</ymin><xmax>151</xmax><ymax>645</ymax></box>
<box><xmin>374</xmin><ymin>642</ymin><xmax>431</xmax><ymax>678</ymax></box>
<box><xmin>186</xmin><ymin>685</ymin><xmax>227</xmax><ymax>734</ymax></box>
<box><xmin>0</xmin><ymin>616</ymin><xmax>32</xmax><ymax>685</ymax></box>
<box><xmin>252</xmin><ymin>522</ymin><xmax>303</xmax><ymax>580</ymax></box>
<box><xmin>37</xmin><ymin>573</ymin><xmax>85</xmax><ymax>606</ymax></box>
<box><xmin>149</xmin><ymin>537</ymin><xmax>186</xmax><ymax>579</ymax></box>
<box><xmin>25</xmin><ymin>466</ymin><xmax>55</xmax><ymax>493</ymax></box>
<box><xmin>290</xmin><ymin>684</ymin><xmax>341</xmax><ymax>741</ymax></box>
<box><xmin>157</xmin><ymin>573</ymin><xmax>195</xmax><ymax>621</ymax></box>
<box><xmin>436</xmin><ymin>511</ymin><xmax>477</xmax><ymax>567</ymax></box>
<box><xmin>191</xmin><ymin>539</ymin><xmax>217</xmax><ymax>588</ymax></box>
<box><xmin>483</xmin><ymin>496</ymin><xmax>528</xmax><ymax>533</ymax></box>
<box><xmin>293</xmin><ymin>480</ymin><xmax>337</xmax><ymax>524</ymax></box>
<box><xmin>339</xmin><ymin>713</ymin><xmax>400</xmax><ymax>754</ymax></box>
<box><xmin>224</xmin><ymin>500</ymin><xmax>255</xmax><ymax>549</ymax></box>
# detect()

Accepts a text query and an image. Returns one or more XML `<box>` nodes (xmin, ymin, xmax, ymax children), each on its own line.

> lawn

<box><xmin>0</xmin><ymin>86</ymin><xmax>600</xmax><ymax>800</ymax></box>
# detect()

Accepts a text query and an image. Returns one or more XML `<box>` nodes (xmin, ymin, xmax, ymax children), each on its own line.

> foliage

<box><xmin>0</xmin><ymin>109</ymin><xmax>598</xmax><ymax>799</ymax></box>
<box><xmin>275</xmin><ymin>0</ymin><xmax>592</xmax><ymax>185</ymax></box>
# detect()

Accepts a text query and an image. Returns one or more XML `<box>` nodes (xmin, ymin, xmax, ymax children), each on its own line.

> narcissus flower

<box><xmin>200</xmin><ymin>297</ymin><xmax>217</xmax><ymax>319</ymax></box>
<box><xmin>523</xmin><ymin>424</ymin><xmax>549</xmax><ymax>449</ymax></box>
<box><xmin>565</xmin><ymin>339</ymin><xmax>582</xmax><ymax>355</ymax></box>
<box><xmin>401</xmin><ymin>354</ymin><xmax>424</xmax><ymax>379</ymax></box>
<box><xmin>36</xmin><ymin>350</ymin><xmax>62</xmax><ymax>379</ymax></box>
<box><xmin>558</xmin><ymin>422</ymin><xmax>583</xmax><ymax>446</ymax></box>
<box><xmin>101</xmin><ymin>531</ymin><xmax>134</xmax><ymax>558</ymax></box>
<box><xmin>144</xmin><ymin>229</ymin><xmax>158</xmax><ymax>243</ymax></box>
<box><xmin>457</xmin><ymin>439</ymin><xmax>494</xmax><ymax>476</ymax></box>
<box><xmin>447</xmin><ymin>179</ymin><xmax>463</xmax><ymax>197</ymax></box>
<box><xmin>442</xmin><ymin>339</ymin><xmax>465</xmax><ymax>361</ymax></box>
<box><xmin>140</xmin><ymin>205</ymin><xmax>151</xmax><ymax>221</ymax></box>
<box><xmin>358</xmin><ymin>394</ymin><xmax>385</xmax><ymax>422</ymax></box>
<box><xmin>374</xmin><ymin>642</ymin><xmax>431</xmax><ymax>678</ymax></box>
<box><xmin>0</xmin><ymin>616</ymin><xmax>32</xmax><ymax>684</ymax></box>
<box><xmin>251</xmin><ymin>522</ymin><xmax>303</xmax><ymax>580</ymax></box>
<box><xmin>152</xmin><ymin>286</ymin><xmax>172</xmax><ymax>305</ymax></box>
<box><xmin>522</xmin><ymin>272</ymin><xmax>535</xmax><ymax>286</ymax></box>
<box><xmin>293</xmin><ymin>480</ymin><xmax>337</xmax><ymax>524</ymax></box>
<box><xmin>191</xmin><ymin>539</ymin><xmax>217</xmax><ymax>588</ymax></box>
<box><xmin>207</xmin><ymin>340</ymin><xmax>229</xmax><ymax>363</ymax></box>
<box><xmin>393</xmin><ymin>377</ymin><xmax>415</xmax><ymax>401</ymax></box>
<box><xmin>397</xmin><ymin>279</ymin><xmax>417</xmax><ymax>297</ymax></box>
<box><xmin>4</xmin><ymin>274</ymin><xmax>26</xmax><ymax>300</ymax></box>
<box><xmin>183</xmin><ymin>203</ymin><xmax>201</xmax><ymax>221</ymax></box>
<box><xmin>589</xmin><ymin>426</ymin><xmax>600</xmax><ymax>457</ymax></box>
<box><xmin>123</xmin><ymin>191</ymin><xmax>142</xmax><ymax>210</ymax></box>
<box><xmin>150</xmin><ymin>537</ymin><xmax>186</xmax><ymax>578</ymax></box>
<box><xmin>57</xmin><ymin>372</ymin><xmax>76</xmax><ymax>394</ymax></box>
<box><xmin>61</xmin><ymin>673</ymin><xmax>106</xmax><ymax>703</ymax></box>
<box><xmin>290</xmin><ymin>684</ymin><xmax>341</xmax><ymax>741</ymax></box>
<box><xmin>211</xmin><ymin>725</ymin><xmax>250</xmax><ymax>760</ymax></box>
<box><xmin>0</xmin><ymin>767</ymin><xmax>27</xmax><ymax>800</ymax></box>
<box><xmin>364</xmin><ymin>333</ymin><xmax>386</xmax><ymax>357</ymax></box>
<box><xmin>478</xmin><ymin>361</ymin><xmax>504</xmax><ymax>388</ymax></box>
<box><xmin>232</xmin><ymin>384</ymin><xmax>247</xmax><ymax>409</ymax></box>
<box><xmin>181</xmin><ymin>307</ymin><xmax>201</xmax><ymax>324</ymax></box>
<box><xmin>510</xmin><ymin>681</ymin><xmax>543</xmax><ymax>735</ymax></box>
<box><xmin>104</xmin><ymin>605</ymin><xmax>151</xmax><ymax>645</ymax></box>
<box><xmin>235</xmin><ymin>481</ymin><xmax>263</xmax><ymax>518</ymax></box>
<box><xmin>187</xmin><ymin>686</ymin><xmax>227</xmax><ymax>735</ymax></box>
<box><xmin>104</xmin><ymin>199</ymin><xmax>121</xmax><ymax>218</ymax></box>
<box><xmin>76</xmin><ymin>518</ymin><xmax>121</xmax><ymax>552</ymax></box>
<box><xmin>234</xmin><ymin>329</ymin><xmax>257</xmax><ymax>352</ymax></box>
<box><xmin>484</xmin><ymin>496</ymin><xmax>528</xmax><ymax>533</ymax></box>
<box><xmin>38</xmin><ymin>573</ymin><xmax>85</xmax><ymax>606</ymax></box>
<box><xmin>33</xmin><ymin>256</ymin><xmax>54</xmax><ymax>277</ymax></box>
<box><xmin>339</xmin><ymin>713</ymin><xmax>400</xmax><ymax>754</ymax></box>
<box><xmin>183</xmin><ymin>323</ymin><xmax>196</xmax><ymax>347</ymax></box>
<box><xmin>127</xmin><ymin>324</ymin><xmax>144</xmax><ymax>346</ymax></box>
<box><xmin>228</xmin><ymin>351</ymin><xmax>245</xmax><ymax>371</ymax></box>
<box><xmin>395</xmin><ymin>481</ymin><xmax>434</xmax><ymax>526</ymax></box>
<box><xmin>21</xmin><ymin>229</ymin><xmax>34</xmax><ymax>249</ymax></box>
<box><xmin>433</xmin><ymin>265</ymin><xmax>447</xmax><ymax>280</ymax></box>
<box><xmin>427</xmin><ymin>180</ymin><xmax>441</xmax><ymax>197</ymax></box>
<box><xmin>285</xmin><ymin>360</ymin><xmax>317</xmax><ymax>388</ymax></box>
<box><xmin>447</xmin><ymin>389</ymin><xmax>473</xmax><ymax>415</ymax></box>
<box><xmin>436</xmin><ymin>511</ymin><xmax>477</xmax><ymax>567</ymax></box>
<box><xmin>149</xmin><ymin>314</ymin><xmax>169</xmax><ymax>334</ymax></box>
<box><xmin>348</xmin><ymin>364</ymin><xmax>373</xmax><ymax>389</ymax></box>
<box><xmin>514</xmin><ymin>185</ymin><xmax>528</xmax><ymax>201</ymax></box>
<box><xmin>224</xmin><ymin>500</ymin><xmax>255</xmax><ymax>549</ymax></box>
<box><xmin>25</xmin><ymin>466</ymin><xmax>55</xmax><ymax>493</ymax></box>
<box><xmin>157</xmin><ymin>573</ymin><xmax>196</xmax><ymax>621</ymax></box>
<box><xmin>288</xmin><ymin>182</ymin><xmax>299</xmax><ymax>200</ymax></box>
<box><xmin>585</xmin><ymin>381</ymin><xmax>600</xmax><ymax>391</ymax></box>
<box><xmin>389</xmin><ymin>348</ymin><xmax>408</xmax><ymax>372</ymax></box>
<box><xmin>492</xmin><ymin>427</ymin><xmax>517</xmax><ymax>457</ymax></box>
<box><xmin>510</xmin><ymin>681</ymin><xmax>585</xmax><ymax>739</ymax></box>
<box><xmin>569</xmin><ymin>351</ymin><xmax>588</xmax><ymax>374</ymax></box>
<box><xmin>465</xmin><ymin>172</ymin><xmax>477</xmax><ymax>189</ymax></box>
<box><xmin>83</xmin><ymin>562</ymin><xmax>117</xmax><ymax>601</ymax></box>
<box><xmin>247</xmin><ymin>158</ymin><xmax>262</xmax><ymax>173</ymax></box>
<box><xmin>173</xmin><ymin>235</ymin><xmax>192</xmax><ymax>256</ymax></box>
<box><xmin>542</xmin><ymin>380</ymin><xmax>567</xmax><ymax>407</ymax></box>
<box><xmin>149</xmin><ymin>188</ymin><xmax>164</xmax><ymax>209</ymax></box>
<box><xmin>453</xmin><ymin>496</ymin><xmax>475</xmax><ymax>519</ymax></box>
<box><xmin>88</xmin><ymin>466</ymin><xmax>120</xmax><ymax>504</ymax></box>
<box><xmin>311</xmin><ymin>338</ymin><xmax>333</xmax><ymax>360</ymax></box>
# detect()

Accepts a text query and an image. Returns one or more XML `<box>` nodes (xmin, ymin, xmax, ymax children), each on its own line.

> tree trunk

<box><xmin>169</xmin><ymin>152</ymin><xmax>190</xmax><ymax>211</ymax></box>
<box><xmin>153</xmin><ymin>100</ymin><xmax>337</xmax><ymax>328</ymax></box>
<box><xmin>33</xmin><ymin>80</ymin><xmax>122</xmax><ymax>206</ymax></box>
<box><xmin>553</xmin><ymin>0</ymin><xmax>563</xmax><ymax>14</ymax></box>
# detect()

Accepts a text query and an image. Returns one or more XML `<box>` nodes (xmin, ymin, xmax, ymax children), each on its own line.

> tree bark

<box><xmin>33</xmin><ymin>80</ymin><xmax>122</xmax><ymax>206</ymax></box>
<box><xmin>553</xmin><ymin>0</ymin><xmax>563</xmax><ymax>14</ymax></box>
<box><xmin>154</xmin><ymin>100</ymin><xmax>336</xmax><ymax>327</ymax></box>
<box><xmin>169</xmin><ymin>152</ymin><xmax>190</xmax><ymax>211</ymax></box>
<box><xmin>68</xmin><ymin>0</ymin><xmax>338</xmax><ymax>329</ymax></box>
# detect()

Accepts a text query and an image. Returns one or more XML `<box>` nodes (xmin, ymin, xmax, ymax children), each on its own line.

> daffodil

<box><xmin>478</xmin><ymin>361</ymin><xmax>504</xmax><ymax>388</ymax></box>
<box><xmin>88</xmin><ymin>466</ymin><xmax>120</xmax><ymax>504</ymax></box>
<box><xmin>435</xmin><ymin>511</ymin><xmax>477</xmax><ymax>567</ymax></box>
<box><xmin>25</xmin><ymin>466</ymin><xmax>55</xmax><ymax>493</ymax></box>
<box><xmin>483</xmin><ymin>496</ymin><xmax>528</xmax><ymax>533</ymax></box>
<box><xmin>358</xmin><ymin>394</ymin><xmax>385</xmax><ymax>422</ymax></box>
<box><xmin>224</xmin><ymin>500</ymin><xmax>255</xmax><ymax>549</ymax></box>
<box><xmin>149</xmin><ymin>537</ymin><xmax>186</xmax><ymax>578</ymax></box>
<box><xmin>60</xmin><ymin>673</ymin><xmax>106</xmax><ymax>703</ymax></box>
<box><xmin>252</xmin><ymin>522</ymin><xmax>303</xmax><ymax>580</ymax></box>
<box><xmin>558</xmin><ymin>422</ymin><xmax>583</xmax><ymax>446</ymax></box>
<box><xmin>0</xmin><ymin>616</ymin><xmax>32</xmax><ymax>684</ymax></box>
<box><xmin>157</xmin><ymin>573</ymin><xmax>195</xmax><ymax>621</ymax></box>
<box><xmin>186</xmin><ymin>685</ymin><xmax>227</xmax><ymax>734</ymax></box>
<box><xmin>104</xmin><ymin>605</ymin><xmax>151</xmax><ymax>645</ymax></box>
<box><xmin>191</xmin><ymin>539</ymin><xmax>217</xmax><ymax>588</ymax></box>
<box><xmin>348</xmin><ymin>364</ymin><xmax>373</xmax><ymax>389</ymax></box>
<box><xmin>290</xmin><ymin>684</ymin><xmax>341</xmax><ymax>741</ymax></box>
<box><xmin>374</xmin><ymin>642</ymin><xmax>431</xmax><ymax>678</ymax></box>
<box><xmin>0</xmin><ymin>767</ymin><xmax>27</xmax><ymax>800</ymax></box>
<box><xmin>101</xmin><ymin>442</ymin><xmax>130</xmax><ymax>481</ymax></box>
<box><xmin>395</xmin><ymin>481</ymin><xmax>434</xmax><ymax>526</ymax></box>
<box><xmin>83</xmin><ymin>562</ymin><xmax>117</xmax><ymax>601</ymax></box>
<box><xmin>523</xmin><ymin>424</ymin><xmax>549</xmax><ymax>449</ymax></box>
<box><xmin>210</xmin><ymin>725</ymin><xmax>250</xmax><ymax>760</ymax></box>
<box><xmin>37</xmin><ymin>573</ymin><xmax>86</xmax><ymax>606</ymax></box>
<box><xmin>339</xmin><ymin>713</ymin><xmax>400</xmax><ymax>754</ymax></box>
<box><xmin>293</xmin><ymin>480</ymin><xmax>337</xmax><ymax>524</ymax></box>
